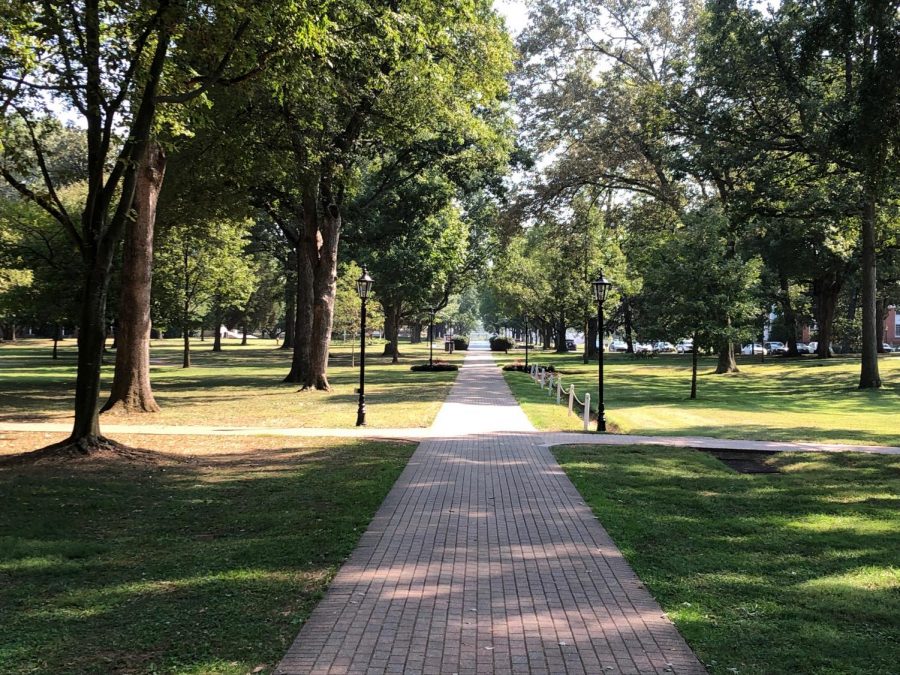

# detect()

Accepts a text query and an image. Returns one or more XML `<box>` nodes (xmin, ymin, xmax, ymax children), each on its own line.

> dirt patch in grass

<box><xmin>702</xmin><ymin>449</ymin><xmax>781</xmax><ymax>474</ymax></box>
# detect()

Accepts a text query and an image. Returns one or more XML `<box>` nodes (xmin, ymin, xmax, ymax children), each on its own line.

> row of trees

<box><xmin>0</xmin><ymin>0</ymin><xmax>516</xmax><ymax>455</ymax></box>
<box><xmin>482</xmin><ymin>0</ymin><xmax>899</xmax><ymax>395</ymax></box>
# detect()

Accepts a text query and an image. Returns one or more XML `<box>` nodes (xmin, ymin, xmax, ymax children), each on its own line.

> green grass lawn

<box><xmin>554</xmin><ymin>444</ymin><xmax>900</xmax><ymax>675</ymax></box>
<box><xmin>0</xmin><ymin>435</ymin><xmax>414</xmax><ymax>674</ymax></box>
<box><xmin>496</xmin><ymin>349</ymin><xmax>900</xmax><ymax>446</ymax></box>
<box><xmin>0</xmin><ymin>338</ymin><xmax>462</xmax><ymax>430</ymax></box>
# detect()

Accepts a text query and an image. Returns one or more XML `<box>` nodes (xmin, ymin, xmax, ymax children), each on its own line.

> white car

<box><xmin>741</xmin><ymin>343</ymin><xmax>767</xmax><ymax>355</ymax></box>
<box><xmin>609</xmin><ymin>340</ymin><xmax>629</xmax><ymax>352</ymax></box>
<box><xmin>653</xmin><ymin>341</ymin><xmax>676</xmax><ymax>353</ymax></box>
<box><xmin>675</xmin><ymin>339</ymin><xmax>694</xmax><ymax>353</ymax></box>
<box><xmin>795</xmin><ymin>342</ymin><xmax>814</xmax><ymax>354</ymax></box>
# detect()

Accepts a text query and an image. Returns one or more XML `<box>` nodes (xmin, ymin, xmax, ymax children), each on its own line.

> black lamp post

<box><xmin>591</xmin><ymin>271</ymin><xmax>612</xmax><ymax>432</ymax></box>
<box><xmin>355</xmin><ymin>267</ymin><xmax>374</xmax><ymax>426</ymax></box>
<box><xmin>429</xmin><ymin>308</ymin><xmax>437</xmax><ymax>369</ymax></box>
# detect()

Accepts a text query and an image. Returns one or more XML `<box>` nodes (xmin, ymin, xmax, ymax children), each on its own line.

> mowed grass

<box><xmin>495</xmin><ymin>349</ymin><xmax>900</xmax><ymax>446</ymax></box>
<box><xmin>0</xmin><ymin>338</ymin><xmax>462</xmax><ymax>429</ymax></box>
<box><xmin>554</xmin><ymin>444</ymin><xmax>900</xmax><ymax>675</ymax></box>
<box><xmin>0</xmin><ymin>434</ymin><xmax>414</xmax><ymax>674</ymax></box>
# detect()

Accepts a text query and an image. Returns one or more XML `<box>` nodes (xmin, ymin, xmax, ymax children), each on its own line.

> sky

<box><xmin>493</xmin><ymin>0</ymin><xmax>530</xmax><ymax>37</ymax></box>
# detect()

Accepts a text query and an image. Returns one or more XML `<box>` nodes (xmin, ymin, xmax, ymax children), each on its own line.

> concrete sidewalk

<box><xmin>2</xmin><ymin>421</ymin><xmax>897</xmax><ymax>455</ymax></box>
<box><xmin>274</xmin><ymin>349</ymin><xmax>706</xmax><ymax>674</ymax></box>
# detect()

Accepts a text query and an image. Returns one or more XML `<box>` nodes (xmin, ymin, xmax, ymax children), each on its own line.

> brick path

<box><xmin>275</xmin><ymin>349</ymin><xmax>706</xmax><ymax>674</ymax></box>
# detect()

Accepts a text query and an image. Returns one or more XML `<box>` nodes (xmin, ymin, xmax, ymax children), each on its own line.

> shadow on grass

<box><xmin>555</xmin><ymin>445</ymin><xmax>900</xmax><ymax>674</ymax></box>
<box><xmin>0</xmin><ymin>440</ymin><xmax>413</xmax><ymax>674</ymax></box>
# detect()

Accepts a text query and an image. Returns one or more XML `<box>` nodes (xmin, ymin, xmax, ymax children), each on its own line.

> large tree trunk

<box><xmin>690</xmin><ymin>335</ymin><xmax>699</xmax><ymax>400</ymax></box>
<box><xmin>812</xmin><ymin>272</ymin><xmax>841</xmax><ymax>358</ymax></box>
<box><xmin>542</xmin><ymin>323</ymin><xmax>552</xmax><ymax>350</ymax></box>
<box><xmin>102</xmin><ymin>142</ymin><xmax>165</xmax><ymax>414</ymax></box>
<box><xmin>584</xmin><ymin>316</ymin><xmax>598</xmax><ymax>363</ymax></box>
<box><xmin>780</xmin><ymin>275</ymin><xmax>800</xmax><ymax>356</ymax></box>
<box><xmin>714</xmin><ymin>312</ymin><xmax>739</xmax><ymax>373</ymax></box>
<box><xmin>554</xmin><ymin>315</ymin><xmax>568</xmax><ymax>353</ymax></box>
<box><xmin>285</xmin><ymin>244</ymin><xmax>312</xmax><ymax>383</ymax></box>
<box><xmin>68</xmin><ymin>253</ymin><xmax>117</xmax><ymax>450</ymax></box>
<box><xmin>241</xmin><ymin>322</ymin><xmax>248</xmax><ymax>346</ymax></box>
<box><xmin>382</xmin><ymin>302</ymin><xmax>402</xmax><ymax>364</ymax></box>
<box><xmin>859</xmin><ymin>194</ymin><xmax>881</xmax><ymax>388</ymax></box>
<box><xmin>281</xmin><ymin>269</ymin><xmax>295</xmax><ymax>350</ymax></box>
<box><xmin>182</xmin><ymin>326</ymin><xmax>191</xmax><ymax>368</ymax></box>
<box><xmin>623</xmin><ymin>298</ymin><xmax>635</xmax><ymax>353</ymax></box>
<box><xmin>52</xmin><ymin>325</ymin><xmax>61</xmax><ymax>359</ymax></box>
<box><xmin>304</xmin><ymin>203</ymin><xmax>340</xmax><ymax>389</ymax></box>
<box><xmin>409</xmin><ymin>320</ymin><xmax>422</xmax><ymax>344</ymax></box>
<box><xmin>212</xmin><ymin>311</ymin><xmax>222</xmax><ymax>352</ymax></box>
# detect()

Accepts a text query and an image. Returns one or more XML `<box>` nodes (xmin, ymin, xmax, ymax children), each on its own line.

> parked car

<box><xmin>565</xmin><ymin>339</ymin><xmax>577</xmax><ymax>351</ymax></box>
<box><xmin>764</xmin><ymin>341</ymin><xmax>787</xmax><ymax>355</ymax></box>
<box><xmin>610</xmin><ymin>340</ymin><xmax>629</xmax><ymax>352</ymax></box>
<box><xmin>653</xmin><ymin>341</ymin><xmax>676</xmax><ymax>353</ymax></box>
<box><xmin>634</xmin><ymin>342</ymin><xmax>655</xmax><ymax>353</ymax></box>
<box><xmin>741</xmin><ymin>343</ymin><xmax>768</xmax><ymax>355</ymax></box>
<box><xmin>675</xmin><ymin>339</ymin><xmax>694</xmax><ymax>353</ymax></box>
<box><xmin>795</xmin><ymin>342</ymin><xmax>814</xmax><ymax>354</ymax></box>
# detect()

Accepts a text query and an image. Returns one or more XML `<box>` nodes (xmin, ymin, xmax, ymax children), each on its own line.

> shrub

<box><xmin>503</xmin><ymin>362</ymin><xmax>555</xmax><ymax>372</ymax></box>
<box><xmin>489</xmin><ymin>336</ymin><xmax>515</xmax><ymax>352</ymax></box>
<box><xmin>410</xmin><ymin>362</ymin><xmax>459</xmax><ymax>372</ymax></box>
<box><xmin>452</xmin><ymin>336</ymin><xmax>469</xmax><ymax>351</ymax></box>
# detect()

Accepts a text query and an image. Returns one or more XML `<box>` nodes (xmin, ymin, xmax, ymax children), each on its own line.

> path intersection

<box><xmin>275</xmin><ymin>349</ymin><xmax>706</xmax><ymax>674</ymax></box>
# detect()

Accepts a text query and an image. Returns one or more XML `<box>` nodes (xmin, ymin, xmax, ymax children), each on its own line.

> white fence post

<box><xmin>540</xmin><ymin>369</ymin><xmax>546</xmax><ymax>388</ymax></box>
<box><xmin>568</xmin><ymin>385</ymin><xmax>574</xmax><ymax>416</ymax></box>
<box><xmin>547</xmin><ymin>374</ymin><xmax>554</xmax><ymax>396</ymax></box>
<box><xmin>583</xmin><ymin>392</ymin><xmax>591</xmax><ymax>431</ymax></box>
<box><xmin>556</xmin><ymin>380</ymin><xmax>562</xmax><ymax>404</ymax></box>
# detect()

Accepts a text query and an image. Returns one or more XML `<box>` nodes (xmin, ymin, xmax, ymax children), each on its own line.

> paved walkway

<box><xmin>3</xmin><ymin>425</ymin><xmax>896</xmax><ymax>455</ymax></box>
<box><xmin>274</xmin><ymin>350</ymin><xmax>706</xmax><ymax>674</ymax></box>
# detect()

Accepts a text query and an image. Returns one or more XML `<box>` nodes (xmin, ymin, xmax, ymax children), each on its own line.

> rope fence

<box><xmin>529</xmin><ymin>364</ymin><xmax>593</xmax><ymax>431</ymax></box>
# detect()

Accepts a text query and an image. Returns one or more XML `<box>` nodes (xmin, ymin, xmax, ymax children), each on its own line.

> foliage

<box><xmin>489</xmin><ymin>335</ymin><xmax>515</xmax><ymax>352</ymax></box>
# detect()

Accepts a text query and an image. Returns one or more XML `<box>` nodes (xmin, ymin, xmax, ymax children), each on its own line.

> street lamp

<box><xmin>591</xmin><ymin>270</ymin><xmax>612</xmax><ymax>432</ymax></box>
<box><xmin>355</xmin><ymin>267</ymin><xmax>374</xmax><ymax>426</ymax></box>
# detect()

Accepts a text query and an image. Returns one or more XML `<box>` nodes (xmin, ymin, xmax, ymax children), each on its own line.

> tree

<box><xmin>153</xmin><ymin>219</ymin><xmax>255</xmax><ymax>368</ymax></box>
<box><xmin>640</xmin><ymin>206</ymin><xmax>761</xmax><ymax>399</ymax></box>
<box><xmin>233</xmin><ymin>0</ymin><xmax>514</xmax><ymax>388</ymax></box>
<box><xmin>0</xmin><ymin>0</ymin><xmax>295</xmax><ymax>454</ymax></box>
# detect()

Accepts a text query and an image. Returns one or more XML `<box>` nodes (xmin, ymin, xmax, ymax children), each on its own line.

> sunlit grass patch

<box><xmin>498</xmin><ymin>349</ymin><xmax>900</xmax><ymax>445</ymax></box>
<box><xmin>554</xmin><ymin>444</ymin><xmax>900</xmax><ymax>674</ymax></box>
<box><xmin>0</xmin><ymin>338</ymin><xmax>462</xmax><ymax>430</ymax></box>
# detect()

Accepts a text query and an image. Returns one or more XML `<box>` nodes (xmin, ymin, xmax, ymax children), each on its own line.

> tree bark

<box><xmin>212</xmin><ymin>311</ymin><xmax>222</xmax><ymax>352</ymax></box>
<box><xmin>409</xmin><ymin>321</ymin><xmax>423</xmax><ymax>344</ymax></box>
<box><xmin>690</xmin><ymin>335</ymin><xmax>699</xmax><ymax>399</ymax></box>
<box><xmin>542</xmin><ymin>323</ymin><xmax>552</xmax><ymax>350</ymax></box>
<box><xmin>859</xmin><ymin>193</ymin><xmax>881</xmax><ymax>388</ymax></box>
<box><xmin>53</xmin><ymin>325</ymin><xmax>61</xmax><ymax>359</ymax></box>
<box><xmin>584</xmin><ymin>316</ymin><xmax>599</xmax><ymax>363</ymax></box>
<box><xmin>715</xmin><ymin>341</ymin><xmax>738</xmax><ymax>374</ymax></box>
<box><xmin>281</xmin><ymin>269</ymin><xmax>295</xmax><ymax>350</ymax></box>
<box><xmin>241</xmin><ymin>322</ymin><xmax>248</xmax><ymax>345</ymax></box>
<box><xmin>102</xmin><ymin>141</ymin><xmax>165</xmax><ymax>414</ymax></box>
<box><xmin>182</xmin><ymin>326</ymin><xmax>191</xmax><ymax>368</ymax></box>
<box><xmin>382</xmin><ymin>301</ymin><xmax>402</xmax><ymax>363</ymax></box>
<box><xmin>70</xmin><ymin>255</ymin><xmax>116</xmax><ymax>448</ymax></box>
<box><xmin>779</xmin><ymin>275</ymin><xmax>800</xmax><ymax>356</ymax></box>
<box><xmin>623</xmin><ymin>298</ymin><xmax>635</xmax><ymax>353</ymax></box>
<box><xmin>812</xmin><ymin>272</ymin><xmax>841</xmax><ymax>358</ymax></box>
<box><xmin>554</xmin><ymin>315</ymin><xmax>568</xmax><ymax>353</ymax></box>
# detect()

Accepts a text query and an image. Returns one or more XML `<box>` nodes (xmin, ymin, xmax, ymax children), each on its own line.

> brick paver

<box><xmin>275</xmin><ymin>349</ymin><xmax>706</xmax><ymax>674</ymax></box>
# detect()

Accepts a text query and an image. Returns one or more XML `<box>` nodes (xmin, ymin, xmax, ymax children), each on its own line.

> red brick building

<box><xmin>800</xmin><ymin>307</ymin><xmax>899</xmax><ymax>349</ymax></box>
<box><xmin>886</xmin><ymin>306</ymin><xmax>900</xmax><ymax>349</ymax></box>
